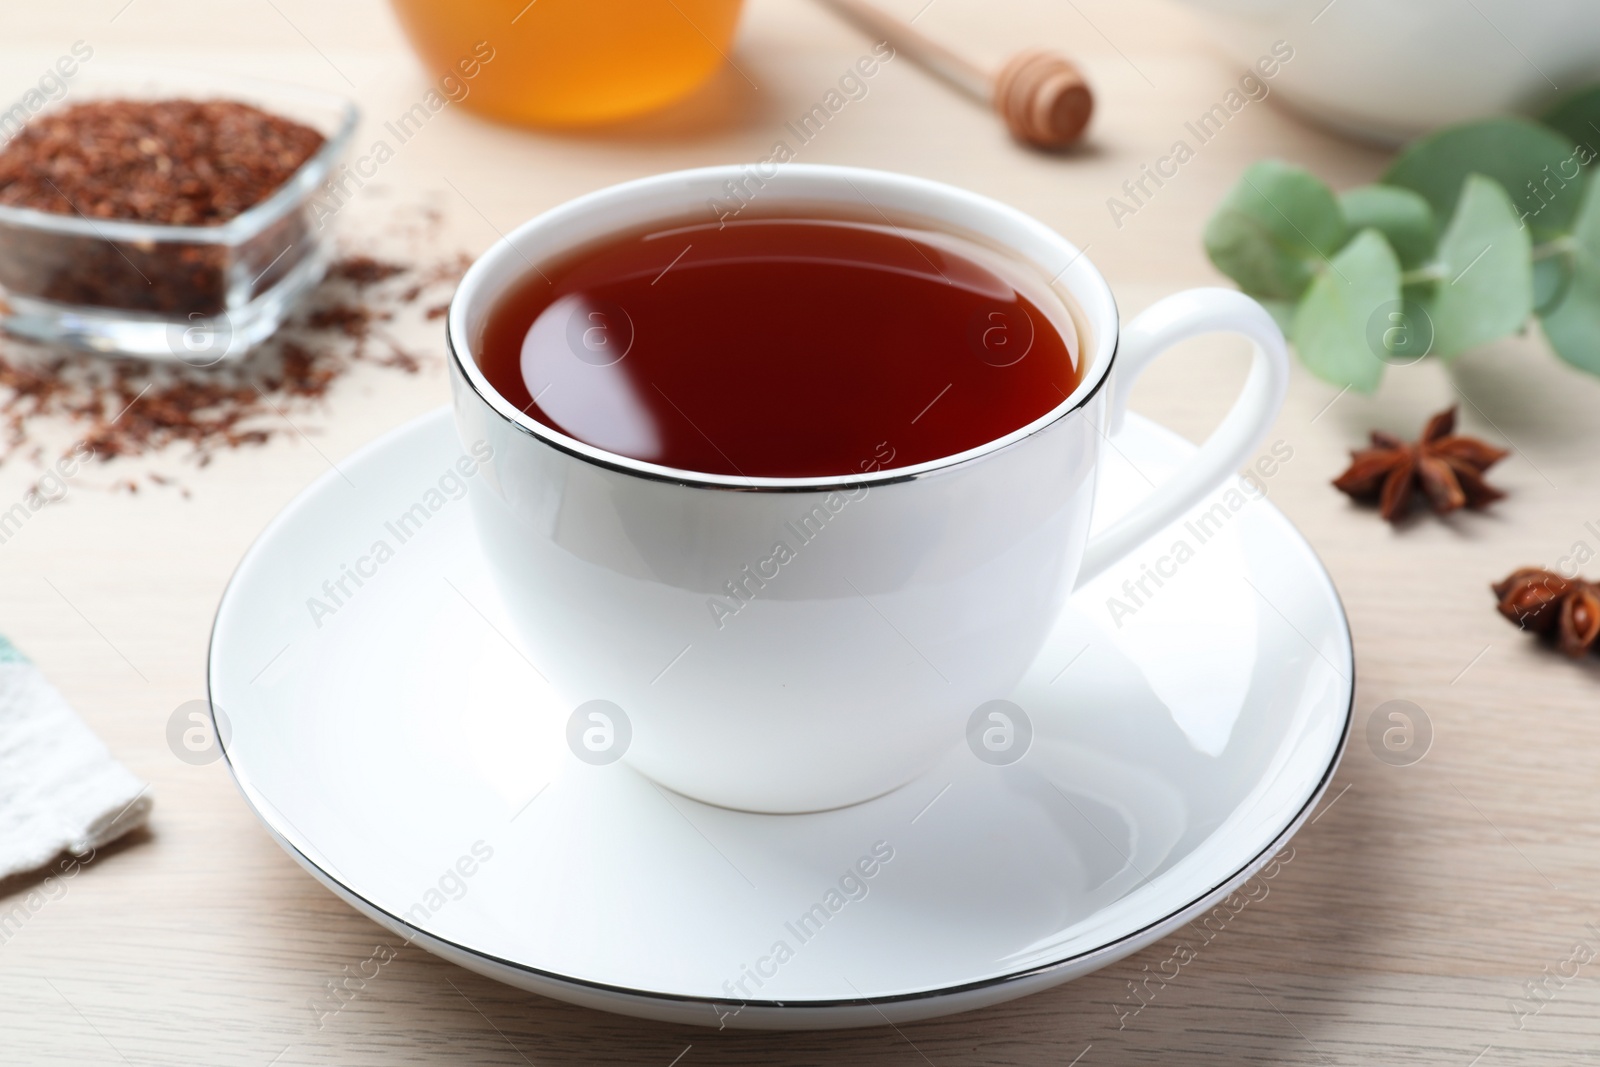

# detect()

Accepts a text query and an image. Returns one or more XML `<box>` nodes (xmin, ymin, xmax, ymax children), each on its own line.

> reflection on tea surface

<box><xmin>478</xmin><ymin>217</ymin><xmax>1081</xmax><ymax>478</ymax></box>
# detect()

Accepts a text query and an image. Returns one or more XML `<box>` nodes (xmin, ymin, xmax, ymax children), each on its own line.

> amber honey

<box><xmin>389</xmin><ymin>0</ymin><xmax>745</xmax><ymax>127</ymax></box>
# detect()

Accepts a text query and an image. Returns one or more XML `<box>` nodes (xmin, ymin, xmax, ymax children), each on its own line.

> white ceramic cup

<box><xmin>449</xmin><ymin>164</ymin><xmax>1288</xmax><ymax>813</ymax></box>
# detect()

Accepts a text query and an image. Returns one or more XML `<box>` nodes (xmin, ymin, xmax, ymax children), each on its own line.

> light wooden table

<box><xmin>3</xmin><ymin>1</ymin><xmax>1599</xmax><ymax>1063</ymax></box>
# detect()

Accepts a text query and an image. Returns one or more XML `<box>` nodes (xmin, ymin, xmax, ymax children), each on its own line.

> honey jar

<box><xmin>389</xmin><ymin>0</ymin><xmax>746</xmax><ymax>127</ymax></box>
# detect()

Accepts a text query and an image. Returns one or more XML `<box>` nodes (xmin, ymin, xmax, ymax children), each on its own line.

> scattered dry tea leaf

<box><xmin>0</xmin><ymin>249</ymin><xmax>467</xmax><ymax>486</ymax></box>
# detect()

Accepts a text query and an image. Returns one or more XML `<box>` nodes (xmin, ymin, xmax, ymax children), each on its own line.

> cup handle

<box><xmin>1074</xmin><ymin>287</ymin><xmax>1290</xmax><ymax>589</ymax></box>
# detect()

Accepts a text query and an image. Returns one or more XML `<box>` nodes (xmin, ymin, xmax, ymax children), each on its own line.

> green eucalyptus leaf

<box><xmin>1289</xmin><ymin>228</ymin><xmax>1400</xmax><ymax>392</ymax></box>
<box><xmin>1204</xmin><ymin>160</ymin><xmax>1348</xmax><ymax>301</ymax></box>
<box><xmin>1539</xmin><ymin>86</ymin><xmax>1600</xmax><ymax>154</ymax></box>
<box><xmin>1421</xmin><ymin>174</ymin><xmax>1533</xmax><ymax>357</ymax></box>
<box><xmin>1383</xmin><ymin>118</ymin><xmax>1582</xmax><ymax>239</ymax></box>
<box><xmin>1258</xmin><ymin>298</ymin><xmax>1296</xmax><ymax>335</ymax></box>
<box><xmin>1339</xmin><ymin>185</ymin><xmax>1437</xmax><ymax>268</ymax></box>
<box><xmin>1533</xmin><ymin>254</ymin><xmax>1573</xmax><ymax>314</ymax></box>
<box><xmin>1538</xmin><ymin>176</ymin><xmax>1600</xmax><ymax>374</ymax></box>
<box><xmin>1379</xmin><ymin>284</ymin><xmax>1439</xmax><ymax>365</ymax></box>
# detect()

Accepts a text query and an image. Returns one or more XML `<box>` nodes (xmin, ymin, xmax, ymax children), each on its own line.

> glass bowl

<box><xmin>0</xmin><ymin>67</ymin><xmax>358</xmax><ymax>364</ymax></box>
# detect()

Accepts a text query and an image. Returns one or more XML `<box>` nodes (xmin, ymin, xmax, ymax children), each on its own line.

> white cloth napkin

<box><xmin>0</xmin><ymin>635</ymin><xmax>151</xmax><ymax>880</ymax></box>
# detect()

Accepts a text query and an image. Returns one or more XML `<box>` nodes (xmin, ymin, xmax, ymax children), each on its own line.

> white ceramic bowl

<box><xmin>1174</xmin><ymin>0</ymin><xmax>1600</xmax><ymax>143</ymax></box>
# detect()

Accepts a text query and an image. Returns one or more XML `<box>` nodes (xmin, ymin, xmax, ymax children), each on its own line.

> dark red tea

<box><xmin>476</xmin><ymin>215</ymin><xmax>1081</xmax><ymax>478</ymax></box>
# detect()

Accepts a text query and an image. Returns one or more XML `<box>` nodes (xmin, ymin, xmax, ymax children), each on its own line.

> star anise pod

<box><xmin>1492</xmin><ymin>567</ymin><xmax>1600</xmax><ymax>657</ymax></box>
<box><xmin>1332</xmin><ymin>406</ymin><xmax>1508</xmax><ymax>522</ymax></box>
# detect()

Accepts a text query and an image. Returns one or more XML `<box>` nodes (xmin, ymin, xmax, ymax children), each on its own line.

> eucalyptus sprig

<box><xmin>1204</xmin><ymin>87</ymin><xmax>1600</xmax><ymax>391</ymax></box>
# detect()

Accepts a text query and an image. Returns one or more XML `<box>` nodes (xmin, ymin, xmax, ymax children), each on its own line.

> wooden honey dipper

<box><xmin>813</xmin><ymin>0</ymin><xmax>1093</xmax><ymax>149</ymax></box>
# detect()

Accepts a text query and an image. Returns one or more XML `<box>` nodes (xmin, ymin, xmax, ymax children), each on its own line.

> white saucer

<box><xmin>209</xmin><ymin>407</ymin><xmax>1352</xmax><ymax>1030</ymax></box>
